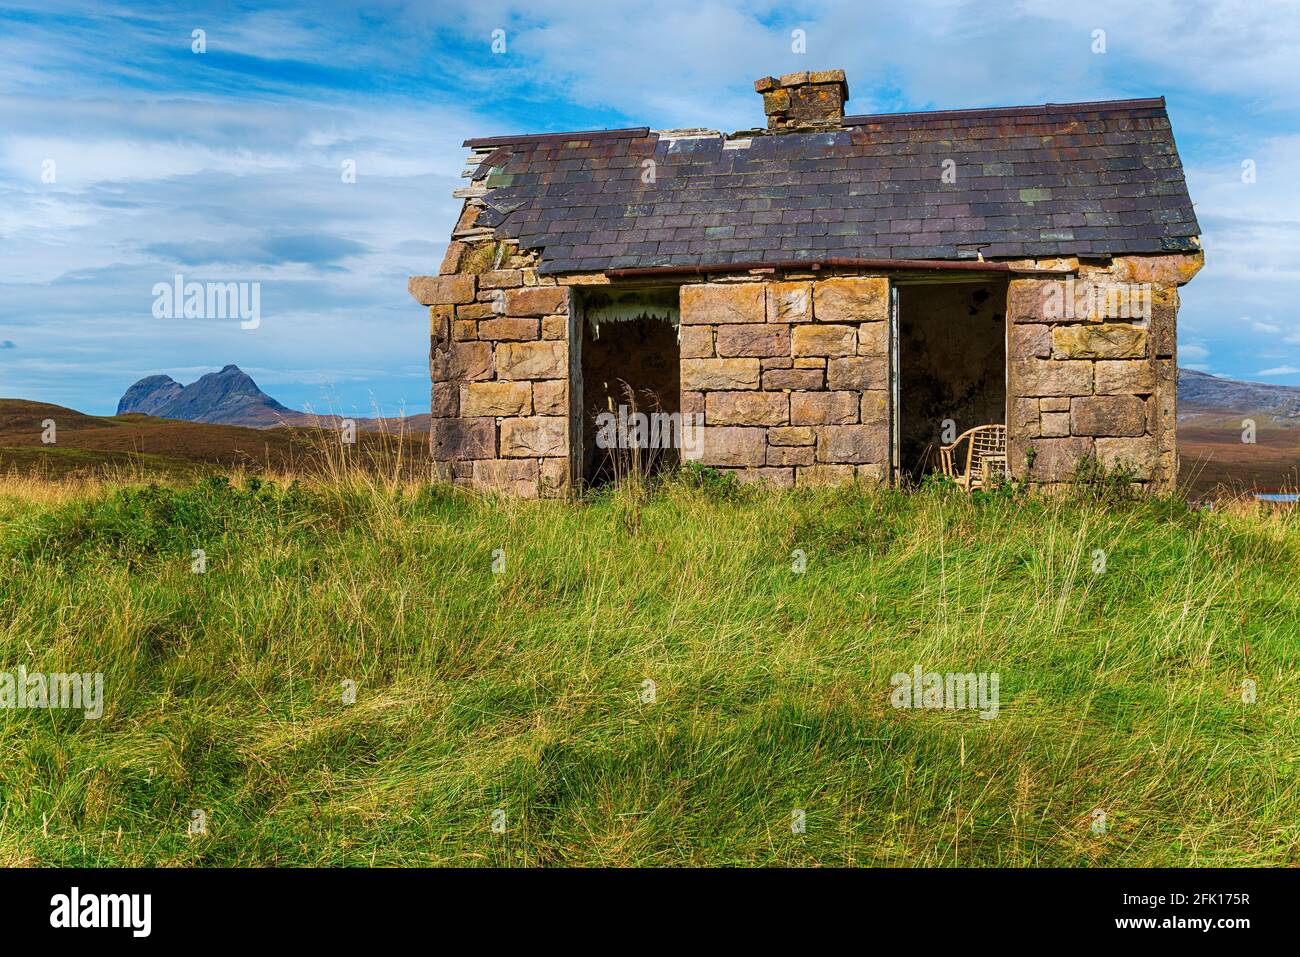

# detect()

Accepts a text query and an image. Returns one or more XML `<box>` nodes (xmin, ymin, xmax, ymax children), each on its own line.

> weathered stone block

<box><xmin>478</xmin><ymin>317</ymin><xmax>539</xmax><ymax>341</ymax></box>
<box><xmin>540</xmin><ymin>457</ymin><xmax>569</xmax><ymax>495</ymax></box>
<box><xmin>500</xmin><ymin>416</ymin><xmax>567</xmax><ymax>457</ymax></box>
<box><xmin>431</xmin><ymin>417</ymin><xmax>495</xmax><ymax>460</ymax></box>
<box><xmin>797</xmin><ymin>464</ymin><xmax>854</xmax><ymax>486</ymax></box>
<box><xmin>410</xmin><ymin>274</ymin><xmax>475</xmax><ymax>305</ymax></box>
<box><xmin>1111</xmin><ymin>251</ymin><xmax>1204</xmax><ymax>285</ymax></box>
<box><xmin>433</xmin><ymin>341</ymin><xmax>494</xmax><ymax>382</ymax></box>
<box><xmin>1007</xmin><ymin>278</ymin><xmax>1061</xmax><ymax>323</ymax></box>
<box><xmin>794</xmin><ymin>357</ymin><xmax>825</xmax><ymax>368</ymax></box>
<box><xmin>790</xmin><ymin>391</ymin><xmax>859</xmax><ymax>425</ymax></box>
<box><xmin>439</xmin><ymin>241</ymin><xmax>466</xmax><ymax>276</ymax></box>
<box><xmin>1150</xmin><ymin>286</ymin><xmax>1177</xmax><ymax>358</ymax></box>
<box><xmin>461</xmin><ymin>381</ymin><xmax>531</xmax><ymax>417</ymax></box>
<box><xmin>1039</xmin><ymin>397</ymin><xmax>1070</xmax><ymax>412</ymax></box>
<box><xmin>532</xmin><ymin>379</ymin><xmax>566</xmax><ymax>415</ymax></box>
<box><xmin>769</xmin><ymin>426</ymin><xmax>815</xmax><ymax>446</ymax></box>
<box><xmin>478</xmin><ymin>269</ymin><xmax>524</xmax><ymax>289</ymax></box>
<box><xmin>827</xmin><ymin>356</ymin><xmax>887</xmax><ymax>391</ymax></box>
<box><xmin>695</xmin><ymin>427</ymin><xmax>767</xmax><ymax>466</ymax></box>
<box><xmin>681</xmin><ymin>358</ymin><xmax>760</xmax><ymax>391</ymax></box>
<box><xmin>1071</xmin><ymin>395</ymin><xmax>1146</xmax><ymax>437</ymax></box>
<box><xmin>766</xmin><ymin>282</ymin><xmax>812</xmax><ymax>323</ymax></box>
<box><xmin>680</xmin><ymin>283</ymin><xmax>765</xmax><ymax>324</ymax></box>
<box><xmin>541</xmin><ymin>315</ymin><xmax>567</xmax><ymax>340</ymax></box>
<box><xmin>1051</xmin><ymin>323</ymin><xmax>1147</xmax><ymax>360</ymax></box>
<box><xmin>1024</xmin><ymin>436</ymin><xmax>1093</xmax><ymax>482</ymax></box>
<box><xmin>456</xmin><ymin>302</ymin><xmax>496</xmax><ymax>320</ymax></box>
<box><xmin>496</xmin><ymin>341</ymin><xmax>567</xmax><ymax>379</ymax></box>
<box><xmin>430</xmin><ymin>382</ymin><xmax>458</xmax><ymax>418</ymax></box>
<box><xmin>453</xmin><ymin>319</ymin><xmax>477</xmax><ymax>341</ymax></box>
<box><xmin>716</xmin><ymin>323</ymin><xmax>791</xmax><ymax>357</ymax></box>
<box><xmin>1009</xmin><ymin>358</ymin><xmax>1092</xmax><ymax>396</ymax></box>
<box><xmin>681</xmin><ymin>390</ymin><xmax>704</xmax><ymax>415</ymax></box>
<box><xmin>816</xmin><ymin>425</ymin><xmax>887</xmax><ymax>464</ymax></box>
<box><xmin>767</xmin><ymin>444</ymin><xmax>814</xmax><ymax>467</ymax></box>
<box><xmin>1095</xmin><ymin>436</ymin><xmax>1158</xmax><ymax>480</ymax></box>
<box><xmin>431</xmin><ymin>303</ymin><xmax>455</xmax><ymax>331</ymax></box>
<box><xmin>813</xmin><ymin>277</ymin><xmax>888</xmax><ymax>324</ymax></box>
<box><xmin>1094</xmin><ymin>359</ymin><xmax>1156</xmax><ymax>395</ymax></box>
<box><xmin>735</xmin><ymin>467</ymin><xmax>795</xmax><ymax>488</ymax></box>
<box><xmin>504</xmin><ymin>286</ymin><xmax>569</xmax><ymax>316</ymax></box>
<box><xmin>679</xmin><ymin>326</ymin><xmax>714</xmax><ymax>358</ymax></box>
<box><xmin>1040</xmin><ymin>411</ymin><xmax>1070</xmax><ymax>437</ymax></box>
<box><xmin>706</xmin><ymin>391</ymin><xmax>789</xmax><ymax>426</ymax></box>
<box><xmin>860</xmin><ymin>390</ymin><xmax>888</xmax><ymax>427</ymax></box>
<box><xmin>855</xmin><ymin>321</ymin><xmax>886</xmax><ymax>357</ymax></box>
<box><xmin>472</xmin><ymin>458</ymin><xmax>539</xmax><ymax>497</ymax></box>
<box><xmin>763</xmin><ymin>368</ymin><xmax>824</xmax><ymax>390</ymax></box>
<box><xmin>1011</xmin><ymin>397</ymin><xmax>1041</xmax><ymax>438</ymax></box>
<box><xmin>792</xmin><ymin>324</ymin><xmax>857</xmax><ymax>357</ymax></box>
<box><xmin>1010</xmin><ymin>323</ymin><xmax>1051</xmax><ymax>359</ymax></box>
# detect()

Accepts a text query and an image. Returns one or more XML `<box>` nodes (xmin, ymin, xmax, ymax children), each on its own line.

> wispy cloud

<box><xmin>1</xmin><ymin>0</ymin><xmax>1299</xmax><ymax>413</ymax></box>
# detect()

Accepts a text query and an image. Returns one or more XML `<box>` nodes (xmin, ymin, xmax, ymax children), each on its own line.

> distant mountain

<box><xmin>1178</xmin><ymin>368</ymin><xmax>1300</xmax><ymax>428</ymax></box>
<box><xmin>116</xmin><ymin>365</ymin><xmax>429</xmax><ymax>432</ymax></box>
<box><xmin>118</xmin><ymin>365</ymin><xmax>298</xmax><ymax>428</ymax></box>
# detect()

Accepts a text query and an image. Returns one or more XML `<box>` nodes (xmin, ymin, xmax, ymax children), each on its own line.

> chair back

<box><xmin>939</xmin><ymin>424</ymin><xmax>1007</xmax><ymax>489</ymax></box>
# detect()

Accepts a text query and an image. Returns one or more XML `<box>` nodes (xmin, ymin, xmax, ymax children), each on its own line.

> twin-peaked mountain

<box><xmin>118</xmin><ymin>365</ymin><xmax>298</xmax><ymax>428</ymax></box>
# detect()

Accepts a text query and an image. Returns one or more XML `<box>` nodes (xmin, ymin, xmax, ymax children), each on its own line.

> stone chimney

<box><xmin>755</xmin><ymin>70</ymin><xmax>849</xmax><ymax>131</ymax></box>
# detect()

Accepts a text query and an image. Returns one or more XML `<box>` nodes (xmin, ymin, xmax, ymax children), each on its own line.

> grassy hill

<box><xmin>0</xmin><ymin>472</ymin><xmax>1294</xmax><ymax>866</ymax></box>
<box><xmin>0</xmin><ymin>399</ymin><xmax>427</xmax><ymax>480</ymax></box>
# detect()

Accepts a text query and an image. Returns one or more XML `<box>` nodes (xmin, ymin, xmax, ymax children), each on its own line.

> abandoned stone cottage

<box><xmin>410</xmin><ymin>70</ymin><xmax>1203</xmax><ymax>496</ymax></box>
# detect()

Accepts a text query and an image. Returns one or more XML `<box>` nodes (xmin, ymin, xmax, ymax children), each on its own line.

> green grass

<box><xmin>0</xmin><ymin>473</ymin><xmax>1295</xmax><ymax>866</ymax></box>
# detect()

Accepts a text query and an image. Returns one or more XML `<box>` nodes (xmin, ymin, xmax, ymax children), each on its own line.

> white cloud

<box><xmin>1257</xmin><ymin>365</ymin><xmax>1300</xmax><ymax>376</ymax></box>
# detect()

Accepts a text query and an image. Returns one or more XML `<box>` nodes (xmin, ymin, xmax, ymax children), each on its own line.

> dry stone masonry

<box><xmin>411</xmin><ymin>70</ymin><xmax>1202</xmax><ymax>496</ymax></box>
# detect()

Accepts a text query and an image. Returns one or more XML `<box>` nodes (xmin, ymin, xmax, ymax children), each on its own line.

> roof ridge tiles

<box><xmin>844</xmin><ymin>97</ymin><xmax>1166</xmax><ymax>126</ymax></box>
<box><xmin>463</xmin><ymin>127</ymin><xmax>651</xmax><ymax>149</ymax></box>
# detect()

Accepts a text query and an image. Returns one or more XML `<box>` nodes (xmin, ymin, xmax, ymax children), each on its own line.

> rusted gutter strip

<box><xmin>606</xmin><ymin>257</ymin><xmax>1072</xmax><ymax>279</ymax></box>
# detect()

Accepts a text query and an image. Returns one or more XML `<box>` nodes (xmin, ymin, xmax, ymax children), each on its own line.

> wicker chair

<box><xmin>938</xmin><ymin>424</ymin><xmax>1007</xmax><ymax>490</ymax></box>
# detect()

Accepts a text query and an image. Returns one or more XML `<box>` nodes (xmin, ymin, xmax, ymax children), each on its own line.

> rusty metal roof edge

<box><xmin>463</xmin><ymin>127</ymin><xmax>652</xmax><ymax>149</ymax></box>
<box><xmin>843</xmin><ymin>96</ymin><xmax>1167</xmax><ymax>126</ymax></box>
<box><xmin>603</xmin><ymin>257</ymin><xmax>1079</xmax><ymax>279</ymax></box>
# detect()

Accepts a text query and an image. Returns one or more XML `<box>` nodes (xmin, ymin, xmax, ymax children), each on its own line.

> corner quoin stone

<box><xmin>410</xmin><ymin>274</ymin><xmax>475</xmax><ymax>305</ymax></box>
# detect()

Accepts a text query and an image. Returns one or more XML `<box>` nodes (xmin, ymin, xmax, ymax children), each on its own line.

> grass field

<box><xmin>0</xmin><ymin>470</ymin><xmax>1295</xmax><ymax>866</ymax></box>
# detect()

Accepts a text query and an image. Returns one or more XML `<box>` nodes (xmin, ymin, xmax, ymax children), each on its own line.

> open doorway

<box><xmin>575</xmin><ymin>286</ymin><xmax>681</xmax><ymax>486</ymax></box>
<box><xmin>896</xmin><ymin>280</ymin><xmax>1007</xmax><ymax>483</ymax></box>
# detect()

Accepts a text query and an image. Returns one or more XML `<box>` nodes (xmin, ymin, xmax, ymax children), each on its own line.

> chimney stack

<box><xmin>755</xmin><ymin>70</ymin><xmax>849</xmax><ymax>131</ymax></box>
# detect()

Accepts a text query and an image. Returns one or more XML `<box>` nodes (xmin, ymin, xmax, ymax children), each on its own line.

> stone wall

<box><xmin>412</xmin><ymin>245</ymin><xmax>1201</xmax><ymax>496</ymax></box>
<box><xmin>682</xmin><ymin>276</ymin><xmax>891</xmax><ymax>488</ymax></box>
<box><xmin>409</xmin><ymin>245</ymin><xmax>572</xmax><ymax>498</ymax></box>
<box><xmin>1006</xmin><ymin>253</ymin><xmax>1201</xmax><ymax>490</ymax></box>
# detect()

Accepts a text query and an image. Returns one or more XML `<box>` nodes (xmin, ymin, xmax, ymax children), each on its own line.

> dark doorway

<box><xmin>897</xmin><ymin>281</ymin><xmax>1007</xmax><ymax>482</ymax></box>
<box><xmin>577</xmin><ymin>287</ymin><xmax>681</xmax><ymax>486</ymax></box>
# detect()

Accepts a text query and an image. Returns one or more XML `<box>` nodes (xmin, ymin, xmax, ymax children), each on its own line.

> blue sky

<box><xmin>1</xmin><ymin>0</ymin><xmax>1298</xmax><ymax>416</ymax></box>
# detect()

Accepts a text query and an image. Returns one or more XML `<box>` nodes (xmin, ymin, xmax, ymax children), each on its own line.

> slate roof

<box><xmin>465</xmin><ymin>97</ymin><xmax>1200</xmax><ymax>275</ymax></box>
